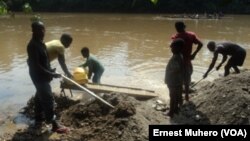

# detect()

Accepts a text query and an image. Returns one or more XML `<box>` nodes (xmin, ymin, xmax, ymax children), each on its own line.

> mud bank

<box><xmin>173</xmin><ymin>71</ymin><xmax>250</xmax><ymax>125</ymax></box>
<box><xmin>1</xmin><ymin>94</ymin><xmax>166</xmax><ymax>141</ymax></box>
<box><xmin>1</xmin><ymin>71</ymin><xmax>250</xmax><ymax>140</ymax></box>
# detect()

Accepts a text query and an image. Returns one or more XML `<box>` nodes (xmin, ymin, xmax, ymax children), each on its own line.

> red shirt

<box><xmin>171</xmin><ymin>31</ymin><xmax>200</xmax><ymax>65</ymax></box>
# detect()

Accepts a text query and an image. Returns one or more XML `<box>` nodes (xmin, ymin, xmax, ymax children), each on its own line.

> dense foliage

<box><xmin>0</xmin><ymin>0</ymin><xmax>7</xmax><ymax>15</ymax></box>
<box><xmin>2</xmin><ymin>0</ymin><xmax>250</xmax><ymax>14</ymax></box>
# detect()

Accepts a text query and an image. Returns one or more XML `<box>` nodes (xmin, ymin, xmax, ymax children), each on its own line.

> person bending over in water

<box><xmin>79</xmin><ymin>47</ymin><xmax>104</xmax><ymax>84</ymax></box>
<box><xmin>203</xmin><ymin>41</ymin><xmax>246</xmax><ymax>78</ymax></box>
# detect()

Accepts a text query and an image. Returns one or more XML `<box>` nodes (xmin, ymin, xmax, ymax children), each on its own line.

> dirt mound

<box><xmin>21</xmin><ymin>94</ymin><xmax>81</xmax><ymax>119</ymax></box>
<box><xmin>5</xmin><ymin>93</ymin><xmax>166</xmax><ymax>141</ymax></box>
<box><xmin>191</xmin><ymin>71</ymin><xmax>250</xmax><ymax>124</ymax></box>
<box><xmin>167</xmin><ymin>71</ymin><xmax>250</xmax><ymax>125</ymax></box>
<box><xmin>60</xmin><ymin>94</ymin><xmax>142</xmax><ymax>141</ymax></box>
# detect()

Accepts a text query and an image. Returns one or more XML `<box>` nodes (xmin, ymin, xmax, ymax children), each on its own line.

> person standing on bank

<box><xmin>79</xmin><ymin>47</ymin><xmax>104</xmax><ymax>84</ymax></box>
<box><xmin>27</xmin><ymin>21</ymin><xmax>69</xmax><ymax>133</ymax></box>
<box><xmin>203</xmin><ymin>41</ymin><xmax>246</xmax><ymax>78</ymax></box>
<box><xmin>165</xmin><ymin>38</ymin><xmax>185</xmax><ymax>118</ymax></box>
<box><xmin>46</xmin><ymin>33</ymin><xmax>73</xmax><ymax>78</ymax></box>
<box><xmin>171</xmin><ymin>21</ymin><xmax>203</xmax><ymax>101</ymax></box>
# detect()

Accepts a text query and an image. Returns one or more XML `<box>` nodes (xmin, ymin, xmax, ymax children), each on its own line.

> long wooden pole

<box><xmin>61</xmin><ymin>74</ymin><xmax>114</xmax><ymax>109</ymax></box>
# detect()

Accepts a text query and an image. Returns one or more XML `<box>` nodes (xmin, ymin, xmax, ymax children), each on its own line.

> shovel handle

<box><xmin>61</xmin><ymin>74</ymin><xmax>115</xmax><ymax>109</ymax></box>
<box><xmin>191</xmin><ymin>69</ymin><xmax>216</xmax><ymax>88</ymax></box>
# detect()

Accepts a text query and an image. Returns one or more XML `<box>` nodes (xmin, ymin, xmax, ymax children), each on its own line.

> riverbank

<box><xmin>0</xmin><ymin>92</ymin><xmax>167</xmax><ymax>141</ymax></box>
<box><xmin>1</xmin><ymin>70</ymin><xmax>250</xmax><ymax>140</ymax></box>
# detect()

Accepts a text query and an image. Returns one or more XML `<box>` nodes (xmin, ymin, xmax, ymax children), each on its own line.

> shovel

<box><xmin>190</xmin><ymin>77</ymin><xmax>204</xmax><ymax>88</ymax></box>
<box><xmin>61</xmin><ymin>74</ymin><xmax>114</xmax><ymax>109</ymax></box>
<box><xmin>191</xmin><ymin>69</ymin><xmax>215</xmax><ymax>88</ymax></box>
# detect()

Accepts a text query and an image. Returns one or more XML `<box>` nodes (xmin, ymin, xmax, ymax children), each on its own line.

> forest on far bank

<box><xmin>1</xmin><ymin>0</ymin><xmax>250</xmax><ymax>14</ymax></box>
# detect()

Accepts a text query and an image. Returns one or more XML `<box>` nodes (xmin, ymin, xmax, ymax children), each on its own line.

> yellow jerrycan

<box><xmin>73</xmin><ymin>67</ymin><xmax>88</xmax><ymax>84</ymax></box>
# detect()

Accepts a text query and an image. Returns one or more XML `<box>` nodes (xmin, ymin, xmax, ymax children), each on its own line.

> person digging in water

<box><xmin>164</xmin><ymin>38</ymin><xmax>185</xmax><ymax>118</ymax></box>
<box><xmin>203</xmin><ymin>41</ymin><xmax>246</xmax><ymax>78</ymax></box>
<box><xmin>27</xmin><ymin>21</ymin><xmax>69</xmax><ymax>134</ymax></box>
<box><xmin>79</xmin><ymin>47</ymin><xmax>104</xmax><ymax>84</ymax></box>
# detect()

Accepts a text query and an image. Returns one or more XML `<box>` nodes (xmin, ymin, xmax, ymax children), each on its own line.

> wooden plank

<box><xmin>60</xmin><ymin>82</ymin><xmax>158</xmax><ymax>98</ymax></box>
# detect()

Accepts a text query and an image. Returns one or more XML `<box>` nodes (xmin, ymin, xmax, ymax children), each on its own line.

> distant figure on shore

<box><xmin>79</xmin><ymin>47</ymin><xmax>104</xmax><ymax>84</ymax></box>
<box><xmin>46</xmin><ymin>33</ymin><xmax>73</xmax><ymax>78</ymax></box>
<box><xmin>203</xmin><ymin>41</ymin><xmax>246</xmax><ymax>78</ymax></box>
<box><xmin>195</xmin><ymin>14</ymin><xmax>199</xmax><ymax>19</ymax></box>
<box><xmin>165</xmin><ymin>38</ymin><xmax>185</xmax><ymax>118</ymax></box>
<box><xmin>171</xmin><ymin>21</ymin><xmax>203</xmax><ymax>101</ymax></box>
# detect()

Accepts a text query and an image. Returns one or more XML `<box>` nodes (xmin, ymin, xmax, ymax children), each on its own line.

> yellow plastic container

<box><xmin>72</xmin><ymin>67</ymin><xmax>88</xmax><ymax>84</ymax></box>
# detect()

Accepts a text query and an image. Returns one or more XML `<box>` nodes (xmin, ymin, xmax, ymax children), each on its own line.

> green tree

<box><xmin>22</xmin><ymin>2</ymin><xmax>32</xmax><ymax>13</ymax></box>
<box><xmin>0</xmin><ymin>0</ymin><xmax>7</xmax><ymax>15</ymax></box>
<box><xmin>150</xmin><ymin>0</ymin><xmax>158</xmax><ymax>5</ymax></box>
<box><xmin>3</xmin><ymin>0</ymin><xmax>250</xmax><ymax>14</ymax></box>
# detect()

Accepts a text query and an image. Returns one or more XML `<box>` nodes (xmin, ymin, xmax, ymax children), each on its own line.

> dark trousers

<box><xmin>31</xmin><ymin>79</ymin><xmax>55</xmax><ymax>123</ymax></box>
<box><xmin>225</xmin><ymin>50</ymin><xmax>246</xmax><ymax>76</ymax></box>
<box><xmin>168</xmin><ymin>85</ymin><xmax>183</xmax><ymax>115</ymax></box>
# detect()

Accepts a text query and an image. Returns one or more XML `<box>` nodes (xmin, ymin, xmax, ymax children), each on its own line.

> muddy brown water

<box><xmin>0</xmin><ymin>13</ymin><xmax>250</xmax><ymax>126</ymax></box>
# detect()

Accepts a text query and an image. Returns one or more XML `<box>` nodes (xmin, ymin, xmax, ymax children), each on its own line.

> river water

<box><xmin>0</xmin><ymin>13</ymin><xmax>250</xmax><ymax>122</ymax></box>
